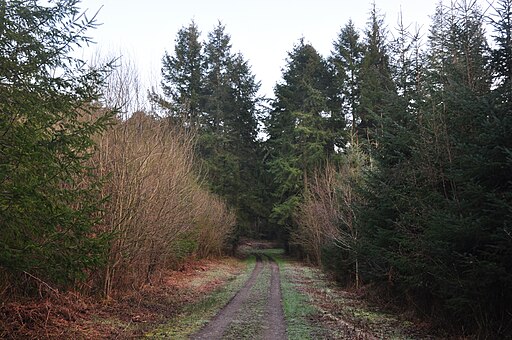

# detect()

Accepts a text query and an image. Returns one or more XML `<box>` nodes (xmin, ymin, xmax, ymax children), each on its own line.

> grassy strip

<box><xmin>269</xmin><ymin>250</ymin><xmax>317</xmax><ymax>339</ymax></box>
<box><xmin>222</xmin><ymin>262</ymin><xmax>271</xmax><ymax>339</ymax></box>
<box><xmin>145</xmin><ymin>256</ymin><xmax>256</xmax><ymax>339</ymax></box>
<box><xmin>272</xmin><ymin>252</ymin><xmax>430</xmax><ymax>339</ymax></box>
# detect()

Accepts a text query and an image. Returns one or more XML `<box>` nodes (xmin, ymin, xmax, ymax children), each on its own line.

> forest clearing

<box><xmin>1</xmin><ymin>0</ymin><xmax>511</xmax><ymax>338</ymax></box>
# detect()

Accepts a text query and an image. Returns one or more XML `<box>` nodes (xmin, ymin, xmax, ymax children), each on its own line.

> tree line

<box><xmin>157</xmin><ymin>0</ymin><xmax>512</xmax><ymax>336</ymax></box>
<box><xmin>1</xmin><ymin>0</ymin><xmax>511</xmax><ymax>337</ymax></box>
<box><xmin>283</xmin><ymin>1</ymin><xmax>512</xmax><ymax>336</ymax></box>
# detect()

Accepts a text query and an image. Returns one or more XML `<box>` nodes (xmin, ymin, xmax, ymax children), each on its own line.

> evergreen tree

<box><xmin>160</xmin><ymin>22</ymin><xmax>265</xmax><ymax>238</ymax></box>
<box><xmin>353</xmin><ymin>4</ymin><xmax>402</xmax><ymax>285</ymax></box>
<box><xmin>479</xmin><ymin>0</ymin><xmax>512</xmax><ymax>332</ymax></box>
<box><xmin>161</xmin><ymin>21</ymin><xmax>204</xmax><ymax>126</ymax></box>
<box><xmin>355</xmin><ymin>4</ymin><xmax>417</xmax><ymax>285</ymax></box>
<box><xmin>0</xmin><ymin>0</ymin><xmax>113</xmax><ymax>286</ymax></box>
<box><xmin>330</xmin><ymin>20</ymin><xmax>364</xmax><ymax>142</ymax></box>
<box><xmin>414</xmin><ymin>2</ymin><xmax>508</xmax><ymax>331</ymax></box>
<box><xmin>197</xmin><ymin>23</ymin><xmax>238</xmax><ymax>208</ymax></box>
<box><xmin>358</xmin><ymin>0</ymin><xmax>512</xmax><ymax>334</ymax></box>
<box><xmin>225</xmin><ymin>53</ymin><xmax>268</xmax><ymax>234</ymax></box>
<box><xmin>226</xmin><ymin>53</ymin><xmax>260</xmax><ymax>146</ymax></box>
<box><xmin>358</xmin><ymin>3</ymin><xmax>396</xmax><ymax>147</ymax></box>
<box><xmin>491</xmin><ymin>0</ymin><xmax>512</xmax><ymax>101</ymax></box>
<box><xmin>202</xmin><ymin>22</ymin><xmax>233</xmax><ymax>133</ymax></box>
<box><xmin>266</xmin><ymin>39</ymin><xmax>340</xmax><ymax>246</ymax></box>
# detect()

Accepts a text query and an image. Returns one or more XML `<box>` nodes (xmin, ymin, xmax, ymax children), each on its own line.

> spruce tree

<box><xmin>197</xmin><ymin>23</ymin><xmax>237</xmax><ymax>205</ymax></box>
<box><xmin>415</xmin><ymin>1</ymin><xmax>509</xmax><ymax>331</ymax></box>
<box><xmin>225</xmin><ymin>53</ymin><xmax>268</xmax><ymax>235</ymax></box>
<box><xmin>266</xmin><ymin>39</ymin><xmax>340</xmax><ymax>247</ymax></box>
<box><xmin>478</xmin><ymin>0</ymin><xmax>512</xmax><ymax>332</ymax></box>
<box><xmin>358</xmin><ymin>0</ymin><xmax>512</xmax><ymax>334</ymax></box>
<box><xmin>160</xmin><ymin>21</ymin><xmax>264</xmax><ymax>238</ymax></box>
<box><xmin>160</xmin><ymin>21</ymin><xmax>204</xmax><ymax>126</ymax></box>
<box><xmin>330</xmin><ymin>20</ymin><xmax>364</xmax><ymax>142</ymax></box>
<box><xmin>202</xmin><ymin>22</ymin><xmax>233</xmax><ymax>133</ymax></box>
<box><xmin>354</xmin><ymin>3</ymin><xmax>400</xmax><ymax>282</ymax></box>
<box><xmin>0</xmin><ymin>0</ymin><xmax>113</xmax><ymax>286</ymax></box>
<box><xmin>358</xmin><ymin>3</ymin><xmax>395</xmax><ymax>147</ymax></box>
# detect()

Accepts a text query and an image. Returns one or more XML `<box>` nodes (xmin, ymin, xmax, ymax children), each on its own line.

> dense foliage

<box><xmin>0</xmin><ymin>0</ymin><xmax>113</xmax><ymax>286</ymax></box>
<box><xmin>158</xmin><ymin>21</ymin><xmax>267</xmax><ymax>240</ymax></box>
<box><xmin>1</xmin><ymin>0</ymin><xmax>511</xmax><ymax>336</ymax></box>
<box><xmin>283</xmin><ymin>1</ymin><xmax>512</xmax><ymax>336</ymax></box>
<box><xmin>156</xmin><ymin>2</ymin><xmax>511</xmax><ymax>335</ymax></box>
<box><xmin>0</xmin><ymin>1</ymin><xmax>235</xmax><ymax>298</ymax></box>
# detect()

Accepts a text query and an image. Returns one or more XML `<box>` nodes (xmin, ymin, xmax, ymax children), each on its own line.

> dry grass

<box><xmin>0</xmin><ymin>257</ymin><xmax>245</xmax><ymax>339</ymax></box>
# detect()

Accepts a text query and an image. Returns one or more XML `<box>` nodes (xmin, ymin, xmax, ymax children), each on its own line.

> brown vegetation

<box><xmin>77</xmin><ymin>54</ymin><xmax>235</xmax><ymax>297</ymax></box>
<box><xmin>90</xmin><ymin>110</ymin><xmax>235</xmax><ymax>297</ymax></box>
<box><xmin>293</xmin><ymin>147</ymin><xmax>367</xmax><ymax>287</ymax></box>
<box><xmin>0</xmin><ymin>47</ymin><xmax>236</xmax><ymax>336</ymax></box>
<box><xmin>0</xmin><ymin>257</ymin><xmax>244</xmax><ymax>339</ymax></box>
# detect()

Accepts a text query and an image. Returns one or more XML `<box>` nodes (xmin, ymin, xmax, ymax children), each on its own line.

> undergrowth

<box><xmin>145</xmin><ymin>256</ymin><xmax>256</xmax><ymax>339</ymax></box>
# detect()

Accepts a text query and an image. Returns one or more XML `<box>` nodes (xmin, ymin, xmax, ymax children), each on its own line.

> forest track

<box><xmin>191</xmin><ymin>253</ymin><xmax>286</xmax><ymax>340</ymax></box>
<box><xmin>261</xmin><ymin>254</ymin><xmax>287</xmax><ymax>340</ymax></box>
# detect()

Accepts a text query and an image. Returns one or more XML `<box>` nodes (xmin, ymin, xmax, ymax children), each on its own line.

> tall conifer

<box><xmin>266</xmin><ymin>40</ymin><xmax>340</xmax><ymax>246</ymax></box>
<box><xmin>330</xmin><ymin>20</ymin><xmax>364</xmax><ymax>142</ymax></box>
<box><xmin>161</xmin><ymin>21</ymin><xmax>204</xmax><ymax>126</ymax></box>
<box><xmin>0</xmin><ymin>0</ymin><xmax>113</xmax><ymax>286</ymax></box>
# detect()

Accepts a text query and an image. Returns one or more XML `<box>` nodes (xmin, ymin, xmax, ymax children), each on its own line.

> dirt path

<box><xmin>191</xmin><ymin>254</ymin><xmax>287</xmax><ymax>340</ymax></box>
<box><xmin>262</xmin><ymin>254</ymin><xmax>287</xmax><ymax>340</ymax></box>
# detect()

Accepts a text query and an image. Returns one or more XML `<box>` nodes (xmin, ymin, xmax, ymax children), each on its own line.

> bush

<box><xmin>91</xmin><ymin>112</ymin><xmax>235</xmax><ymax>296</ymax></box>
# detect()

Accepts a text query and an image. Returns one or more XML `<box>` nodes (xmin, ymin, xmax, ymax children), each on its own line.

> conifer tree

<box><xmin>266</xmin><ymin>39</ymin><xmax>340</xmax><ymax>246</ymax></box>
<box><xmin>478</xmin><ymin>0</ymin><xmax>512</xmax><ymax>331</ymax></box>
<box><xmin>161</xmin><ymin>21</ymin><xmax>204</xmax><ymax>126</ymax></box>
<box><xmin>224</xmin><ymin>53</ymin><xmax>268</xmax><ymax>234</ymax></box>
<box><xmin>358</xmin><ymin>3</ymin><xmax>396</xmax><ymax>146</ymax></box>
<box><xmin>330</xmin><ymin>20</ymin><xmax>364</xmax><ymax>142</ymax></box>
<box><xmin>0</xmin><ymin>0</ymin><xmax>113</xmax><ymax>286</ymax></box>
<box><xmin>413</xmin><ymin>2</ymin><xmax>508</xmax><ymax>330</ymax></box>
<box><xmin>160</xmin><ymin>22</ymin><xmax>264</xmax><ymax>237</ymax></box>
<box><xmin>355</xmin><ymin>4</ymin><xmax>409</xmax><ymax>286</ymax></box>
<box><xmin>202</xmin><ymin>22</ymin><xmax>233</xmax><ymax>133</ymax></box>
<box><xmin>358</xmin><ymin>1</ymin><xmax>512</xmax><ymax>333</ymax></box>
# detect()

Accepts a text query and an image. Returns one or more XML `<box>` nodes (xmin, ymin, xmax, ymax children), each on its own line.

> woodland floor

<box><xmin>1</xmin><ymin>240</ymin><xmax>445</xmax><ymax>339</ymax></box>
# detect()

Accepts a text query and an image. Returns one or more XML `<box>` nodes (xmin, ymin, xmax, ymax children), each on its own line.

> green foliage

<box><xmin>352</xmin><ymin>1</ymin><xmax>512</xmax><ymax>335</ymax></box>
<box><xmin>0</xmin><ymin>0</ymin><xmax>113</xmax><ymax>287</ymax></box>
<box><xmin>160</xmin><ymin>20</ymin><xmax>203</xmax><ymax>124</ymax></box>
<box><xmin>279</xmin><ymin>1</ymin><xmax>511</xmax><ymax>336</ymax></box>
<box><xmin>265</xmin><ymin>40</ymin><xmax>345</xmax><ymax>246</ymax></box>
<box><xmin>358</xmin><ymin>4</ymin><xmax>396</xmax><ymax>146</ymax></box>
<box><xmin>159</xmin><ymin>21</ymin><xmax>266</xmax><ymax>240</ymax></box>
<box><xmin>330</xmin><ymin>20</ymin><xmax>364</xmax><ymax>139</ymax></box>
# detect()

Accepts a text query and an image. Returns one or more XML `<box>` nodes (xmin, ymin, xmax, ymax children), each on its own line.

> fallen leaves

<box><xmin>0</xmin><ymin>257</ymin><xmax>244</xmax><ymax>339</ymax></box>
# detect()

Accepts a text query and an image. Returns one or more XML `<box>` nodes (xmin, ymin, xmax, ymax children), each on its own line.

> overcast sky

<box><xmin>77</xmin><ymin>0</ymin><xmax>440</xmax><ymax>98</ymax></box>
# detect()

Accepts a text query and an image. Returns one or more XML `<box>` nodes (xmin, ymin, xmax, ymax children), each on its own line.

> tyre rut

<box><xmin>262</xmin><ymin>254</ymin><xmax>287</xmax><ymax>340</ymax></box>
<box><xmin>190</xmin><ymin>253</ymin><xmax>287</xmax><ymax>340</ymax></box>
<box><xmin>191</xmin><ymin>254</ymin><xmax>265</xmax><ymax>340</ymax></box>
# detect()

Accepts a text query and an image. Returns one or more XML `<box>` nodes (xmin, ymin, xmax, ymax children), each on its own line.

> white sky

<box><xmin>76</xmin><ymin>0</ymin><xmax>440</xmax><ymax>99</ymax></box>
